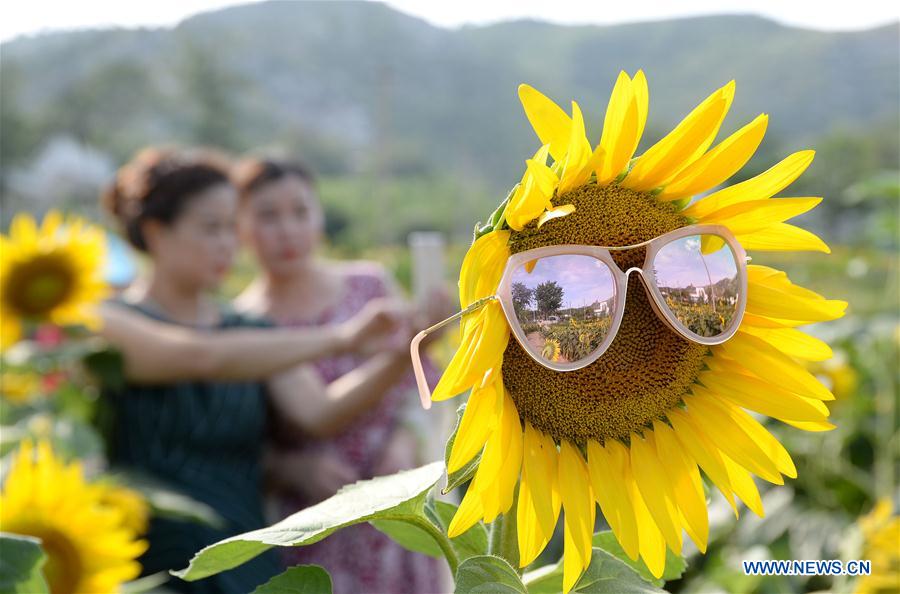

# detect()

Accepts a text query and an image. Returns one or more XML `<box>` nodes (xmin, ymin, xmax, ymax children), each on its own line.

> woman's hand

<box><xmin>412</xmin><ymin>287</ymin><xmax>455</xmax><ymax>344</ymax></box>
<box><xmin>337</xmin><ymin>298</ymin><xmax>412</xmax><ymax>356</ymax></box>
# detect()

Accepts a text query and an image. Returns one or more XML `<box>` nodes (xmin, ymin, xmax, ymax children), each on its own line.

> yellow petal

<box><xmin>0</xmin><ymin>316</ymin><xmax>23</xmax><ymax>348</ymax></box>
<box><xmin>447</xmin><ymin>373</ymin><xmax>504</xmax><ymax>473</ymax></box>
<box><xmin>629</xmin><ymin>474</ymin><xmax>666</xmax><ymax>579</ymax></box>
<box><xmin>660</xmin><ymin>113</ymin><xmax>768</xmax><ymax>200</ymax></box>
<box><xmin>459</xmin><ymin>230</ymin><xmax>511</xmax><ymax>307</ymax></box>
<box><xmin>586</xmin><ymin>439</ymin><xmax>639</xmax><ymax>560</ymax></box>
<box><xmin>518</xmin><ymin>84</ymin><xmax>572</xmax><ymax>161</ymax></box>
<box><xmin>737</xmin><ymin>326</ymin><xmax>832</xmax><ymax>361</ymax></box>
<box><xmin>506</xmin><ymin>145</ymin><xmax>558</xmax><ymax>231</ymax></box>
<box><xmin>716</xmin><ymin>332</ymin><xmax>834</xmax><ymax>401</ymax></box>
<box><xmin>740</xmin><ymin>312</ymin><xmax>799</xmax><ymax>329</ymax></box>
<box><xmin>559</xmin><ymin>440</ymin><xmax>594</xmax><ymax>593</ymax></box>
<box><xmin>597</xmin><ymin>71</ymin><xmax>640</xmax><ymax>184</ymax></box>
<box><xmin>630</xmin><ymin>432</ymin><xmax>683</xmax><ymax>553</ymax></box>
<box><xmin>735</xmin><ymin>223</ymin><xmax>831</xmax><ymax>254</ymax></box>
<box><xmin>721</xmin><ymin>453</ymin><xmax>765</xmax><ymax>517</ymax></box>
<box><xmin>537</xmin><ymin>204</ymin><xmax>576</xmax><ymax>228</ymax></box>
<box><xmin>684</xmin><ymin>392</ymin><xmax>784</xmax><ymax>485</ymax></box>
<box><xmin>517</xmin><ymin>431</ymin><xmax>561</xmax><ymax>567</ymax></box>
<box><xmin>558</xmin><ymin>101</ymin><xmax>593</xmax><ymax>195</ymax></box>
<box><xmin>516</xmin><ymin>475</ymin><xmax>543</xmax><ymax>567</ymax></box>
<box><xmin>479</xmin><ymin>390</ymin><xmax>523</xmax><ymax>522</ymax></box>
<box><xmin>631</xmin><ymin>70</ymin><xmax>649</xmax><ymax>157</ymax></box>
<box><xmin>668</xmin><ymin>408</ymin><xmax>738</xmax><ymax>515</ymax></box>
<box><xmin>652</xmin><ymin>420</ymin><xmax>709</xmax><ymax>553</ymax></box>
<box><xmin>716</xmin><ymin>399</ymin><xmax>798</xmax><ymax>478</ymax></box>
<box><xmin>10</xmin><ymin>211</ymin><xmax>39</xmax><ymax>245</ymax></box>
<box><xmin>746</xmin><ymin>277</ymin><xmax>847</xmax><ymax>324</ymax></box>
<box><xmin>698</xmin><ymin>197</ymin><xmax>822</xmax><ymax>235</ymax></box>
<box><xmin>782</xmin><ymin>418</ymin><xmax>836</xmax><ymax>432</ymax></box>
<box><xmin>623</xmin><ymin>82</ymin><xmax>733</xmax><ymax>192</ymax></box>
<box><xmin>521</xmin><ymin>423</ymin><xmax>559</xmax><ymax>538</ymax></box>
<box><xmin>448</xmin><ymin>472</ymin><xmax>486</xmax><ymax>537</ymax></box>
<box><xmin>431</xmin><ymin>302</ymin><xmax>510</xmax><ymax>402</ymax></box>
<box><xmin>683</xmin><ymin>150</ymin><xmax>815</xmax><ymax>219</ymax></box>
<box><xmin>700</xmin><ymin>358</ymin><xmax>830</xmax><ymax>422</ymax></box>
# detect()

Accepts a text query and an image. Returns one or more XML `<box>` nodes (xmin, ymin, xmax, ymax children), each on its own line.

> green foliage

<box><xmin>443</xmin><ymin>402</ymin><xmax>481</xmax><ymax>493</ymax></box>
<box><xmin>0</xmin><ymin>534</ymin><xmax>49</xmax><ymax>594</ymax></box>
<box><xmin>534</xmin><ymin>281</ymin><xmax>564</xmax><ymax>316</ymax></box>
<box><xmin>250</xmin><ymin>565</ymin><xmax>332</xmax><ymax>594</ymax></box>
<box><xmin>524</xmin><ymin>547</ymin><xmax>667</xmax><ymax>594</ymax></box>
<box><xmin>592</xmin><ymin>531</ymin><xmax>686</xmax><ymax>586</ymax></box>
<box><xmin>454</xmin><ymin>555</ymin><xmax>527</xmax><ymax>594</ymax></box>
<box><xmin>173</xmin><ymin>462</ymin><xmax>446</xmax><ymax>581</ymax></box>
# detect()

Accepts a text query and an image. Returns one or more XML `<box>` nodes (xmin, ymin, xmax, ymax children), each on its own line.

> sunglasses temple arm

<box><xmin>410</xmin><ymin>295</ymin><xmax>498</xmax><ymax>410</ymax></box>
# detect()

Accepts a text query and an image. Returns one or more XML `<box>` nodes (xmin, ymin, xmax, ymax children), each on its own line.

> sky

<box><xmin>1</xmin><ymin>0</ymin><xmax>897</xmax><ymax>41</ymax></box>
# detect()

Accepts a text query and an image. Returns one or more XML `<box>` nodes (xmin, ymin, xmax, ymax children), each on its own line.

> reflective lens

<box><xmin>651</xmin><ymin>234</ymin><xmax>740</xmax><ymax>338</ymax></box>
<box><xmin>509</xmin><ymin>254</ymin><xmax>617</xmax><ymax>365</ymax></box>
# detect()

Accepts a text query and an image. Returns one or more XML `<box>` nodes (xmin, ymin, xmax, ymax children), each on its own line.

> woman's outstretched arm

<box><xmin>97</xmin><ymin>299</ymin><xmax>405</xmax><ymax>383</ymax></box>
<box><xmin>267</xmin><ymin>348</ymin><xmax>411</xmax><ymax>439</ymax></box>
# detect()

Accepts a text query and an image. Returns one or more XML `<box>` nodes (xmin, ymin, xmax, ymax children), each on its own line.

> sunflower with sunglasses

<box><xmin>410</xmin><ymin>70</ymin><xmax>847</xmax><ymax>592</ymax></box>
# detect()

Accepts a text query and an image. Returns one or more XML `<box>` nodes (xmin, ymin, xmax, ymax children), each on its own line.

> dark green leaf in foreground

<box><xmin>173</xmin><ymin>461</ymin><xmax>443</xmax><ymax>581</ymax></box>
<box><xmin>524</xmin><ymin>547</ymin><xmax>667</xmax><ymax>594</ymax></box>
<box><xmin>454</xmin><ymin>555</ymin><xmax>527</xmax><ymax>594</ymax></box>
<box><xmin>251</xmin><ymin>565</ymin><xmax>332</xmax><ymax>594</ymax></box>
<box><xmin>592</xmin><ymin>531</ymin><xmax>687</xmax><ymax>586</ymax></box>
<box><xmin>0</xmin><ymin>533</ymin><xmax>49</xmax><ymax>594</ymax></box>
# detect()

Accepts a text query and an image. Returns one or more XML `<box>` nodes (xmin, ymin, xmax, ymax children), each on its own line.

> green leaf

<box><xmin>425</xmin><ymin>499</ymin><xmax>489</xmax><ymax>562</ymax></box>
<box><xmin>524</xmin><ymin>547</ymin><xmax>667</xmax><ymax>594</ymax></box>
<box><xmin>251</xmin><ymin>565</ymin><xmax>332</xmax><ymax>594</ymax></box>
<box><xmin>115</xmin><ymin>471</ymin><xmax>225</xmax><ymax>529</ymax></box>
<box><xmin>454</xmin><ymin>555</ymin><xmax>527</xmax><ymax>594</ymax></box>
<box><xmin>82</xmin><ymin>346</ymin><xmax>126</xmax><ymax>390</ymax></box>
<box><xmin>370</xmin><ymin>518</ymin><xmax>444</xmax><ymax>559</ymax></box>
<box><xmin>0</xmin><ymin>533</ymin><xmax>49</xmax><ymax>594</ymax></box>
<box><xmin>121</xmin><ymin>571</ymin><xmax>171</xmax><ymax>593</ymax></box>
<box><xmin>174</xmin><ymin>461</ymin><xmax>444</xmax><ymax>581</ymax></box>
<box><xmin>443</xmin><ymin>403</ymin><xmax>481</xmax><ymax>494</ymax></box>
<box><xmin>592</xmin><ymin>531</ymin><xmax>686</xmax><ymax>586</ymax></box>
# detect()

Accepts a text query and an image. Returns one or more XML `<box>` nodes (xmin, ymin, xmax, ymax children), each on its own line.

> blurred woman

<box><xmin>98</xmin><ymin>147</ymin><xmax>413</xmax><ymax>594</ymax></box>
<box><xmin>233</xmin><ymin>157</ymin><xmax>447</xmax><ymax>593</ymax></box>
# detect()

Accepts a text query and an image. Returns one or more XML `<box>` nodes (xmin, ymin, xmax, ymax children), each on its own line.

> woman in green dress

<box><xmin>97</xmin><ymin>147</ymin><xmax>412</xmax><ymax>593</ymax></box>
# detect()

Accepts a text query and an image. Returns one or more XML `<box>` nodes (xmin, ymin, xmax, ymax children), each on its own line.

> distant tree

<box><xmin>511</xmin><ymin>282</ymin><xmax>534</xmax><ymax>315</ymax></box>
<box><xmin>534</xmin><ymin>281</ymin><xmax>564</xmax><ymax>317</ymax></box>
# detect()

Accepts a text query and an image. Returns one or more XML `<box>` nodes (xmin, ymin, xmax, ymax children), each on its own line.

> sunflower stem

<box><xmin>409</xmin><ymin>515</ymin><xmax>459</xmax><ymax>577</ymax></box>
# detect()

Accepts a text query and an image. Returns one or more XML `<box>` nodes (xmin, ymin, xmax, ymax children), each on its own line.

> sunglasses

<box><xmin>411</xmin><ymin>224</ymin><xmax>749</xmax><ymax>409</ymax></box>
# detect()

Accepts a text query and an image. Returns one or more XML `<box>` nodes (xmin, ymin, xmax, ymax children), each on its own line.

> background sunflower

<box><xmin>0</xmin><ymin>211</ymin><xmax>108</xmax><ymax>347</ymax></box>
<box><xmin>431</xmin><ymin>71</ymin><xmax>847</xmax><ymax>592</ymax></box>
<box><xmin>0</xmin><ymin>440</ymin><xmax>148</xmax><ymax>594</ymax></box>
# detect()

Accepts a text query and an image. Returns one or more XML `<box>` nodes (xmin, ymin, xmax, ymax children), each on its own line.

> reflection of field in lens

<box><xmin>661</xmin><ymin>294</ymin><xmax>736</xmax><ymax>337</ymax></box>
<box><xmin>521</xmin><ymin>316</ymin><xmax>612</xmax><ymax>363</ymax></box>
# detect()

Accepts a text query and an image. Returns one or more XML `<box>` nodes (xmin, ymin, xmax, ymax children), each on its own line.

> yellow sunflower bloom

<box><xmin>434</xmin><ymin>70</ymin><xmax>846</xmax><ymax>592</ymax></box>
<box><xmin>0</xmin><ymin>440</ymin><xmax>147</xmax><ymax>594</ymax></box>
<box><xmin>854</xmin><ymin>499</ymin><xmax>899</xmax><ymax>594</ymax></box>
<box><xmin>93</xmin><ymin>482</ymin><xmax>151</xmax><ymax>538</ymax></box>
<box><xmin>0</xmin><ymin>210</ymin><xmax>108</xmax><ymax>348</ymax></box>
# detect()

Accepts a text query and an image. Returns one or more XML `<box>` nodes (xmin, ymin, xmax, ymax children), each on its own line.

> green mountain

<box><xmin>2</xmin><ymin>1</ymin><xmax>897</xmax><ymax>195</ymax></box>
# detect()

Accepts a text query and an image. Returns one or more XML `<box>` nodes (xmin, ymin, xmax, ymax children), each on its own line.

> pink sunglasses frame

<box><xmin>411</xmin><ymin>224</ymin><xmax>748</xmax><ymax>409</ymax></box>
